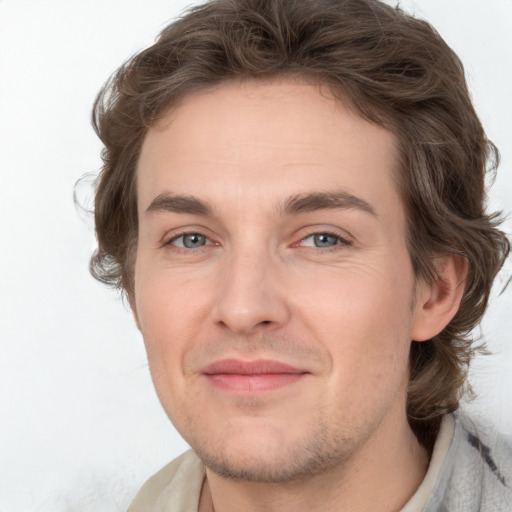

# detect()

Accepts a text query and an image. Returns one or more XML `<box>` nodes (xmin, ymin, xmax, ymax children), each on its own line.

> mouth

<box><xmin>200</xmin><ymin>358</ymin><xmax>309</xmax><ymax>393</ymax></box>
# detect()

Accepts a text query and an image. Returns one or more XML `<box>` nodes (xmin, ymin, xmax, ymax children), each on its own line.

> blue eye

<box><xmin>313</xmin><ymin>233</ymin><xmax>339</xmax><ymax>247</ymax></box>
<box><xmin>172</xmin><ymin>233</ymin><xmax>208</xmax><ymax>249</ymax></box>
<box><xmin>301</xmin><ymin>233</ymin><xmax>342</xmax><ymax>248</ymax></box>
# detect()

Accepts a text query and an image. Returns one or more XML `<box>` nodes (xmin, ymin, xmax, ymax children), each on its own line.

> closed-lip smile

<box><xmin>200</xmin><ymin>358</ymin><xmax>309</xmax><ymax>393</ymax></box>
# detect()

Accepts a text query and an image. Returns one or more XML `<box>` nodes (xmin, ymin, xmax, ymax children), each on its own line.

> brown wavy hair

<box><xmin>90</xmin><ymin>0</ymin><xmax>509</xmax><ymax>444</ymax></box>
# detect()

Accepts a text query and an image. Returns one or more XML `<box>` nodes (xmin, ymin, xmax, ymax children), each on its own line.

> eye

<box><xmin>170</xmin><ymin>233</ymin><xmax>210</xmax><ymax>249</ymax></box>
<box><xmin>299</xmin><ymin>232</ymin><xmax>349</xmax><ymax>249</ymax></box>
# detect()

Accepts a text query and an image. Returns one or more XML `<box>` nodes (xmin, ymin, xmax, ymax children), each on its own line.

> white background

<box><xmin>0</xmin><ymin>1</ymin><xmax>511</xmax><ymax>510</ymax></box>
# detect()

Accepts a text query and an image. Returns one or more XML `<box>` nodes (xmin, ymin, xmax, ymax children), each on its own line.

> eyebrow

<box><xmin>145</xmin><ymin>190</ymin><xmax>376</xmax><ymax>217</ymax></box>
<box><xmin>145</xmin><ymin>193</ymin><xmax>213</xmax><ymax>216</ymax></box>
<box><xmin>281</xmin><ymin>191</ymin><xmax>377</xmax><ymax>217</ymax></box>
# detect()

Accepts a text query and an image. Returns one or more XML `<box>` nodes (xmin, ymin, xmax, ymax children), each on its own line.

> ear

<box><xmin>411</xmin><ymin>255</ymin><xmax>468</xmax><ymax>342</ymax></box>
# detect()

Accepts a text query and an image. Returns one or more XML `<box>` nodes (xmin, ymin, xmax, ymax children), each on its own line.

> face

<box><xmin>133</xmin><ymin>79</ymin><xmax>428</xmax><ymax>482</ymax></box>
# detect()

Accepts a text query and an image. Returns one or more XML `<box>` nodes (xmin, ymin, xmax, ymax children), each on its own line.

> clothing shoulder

<box><xmin>128</xmin><ymin>450</ymin><xmax>204</xmax><ymax>512</ymax></box>
<box><xmin>425</xmin><ymin>412</ymin><xmax>512</xmax><ymax>512</ymax></box>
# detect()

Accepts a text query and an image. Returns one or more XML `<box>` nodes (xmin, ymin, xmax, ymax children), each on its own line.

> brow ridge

<box><xmin>282</xmin><ymin>191</ymin><xmax>376</xmax><ymax>216</ymax></box>
<box><xmin>145</xmin><ymin>193</ymin><xmax>212</xmax><ymax>216</ymax></box>
<box><xmin>145</xmin><ymin>190</ymin><xmax>376</xmax><ymax>218</ymax></box>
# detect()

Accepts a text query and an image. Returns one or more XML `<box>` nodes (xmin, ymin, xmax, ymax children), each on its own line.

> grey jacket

<box><xmin>423</xmin><ymin>413</ymin><xmax>512</xmax><ymax>511</ymax></box>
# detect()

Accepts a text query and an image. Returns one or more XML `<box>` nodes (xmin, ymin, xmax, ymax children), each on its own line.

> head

<box><xmin>90</xmin><ymin>0</ymin><xmax>509</xmax><ymax>462</ymax></box>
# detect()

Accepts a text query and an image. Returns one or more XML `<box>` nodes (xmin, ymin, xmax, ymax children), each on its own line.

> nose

<box><xmin>211</xmin><ymin>246</ymin><xmax>291</xmax><ymax>335</ymax></box>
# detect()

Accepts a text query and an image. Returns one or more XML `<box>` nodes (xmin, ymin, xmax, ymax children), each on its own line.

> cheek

<box><xmin>136</xmin><ymin>258</ymin><xmax>207</xmax><ymax>327</ymax></box>
<box><xmin>133</xmin><ymin>273</ymin><xmax>204</xmax><ymax>421</ymax></box>
<box><xmin>133</xmin><ymin>265</ymin><xmax>208</xmax><ymax>379</ymax></box>
<box><xmin>293</xmin><ymin>256</ymin><xmax>415</xmax><ymax>380</ymax></box>
<box><xmin>297</xmin><ymin>257</ymin><xmax>414</xmax><ymax>331</ymax></box>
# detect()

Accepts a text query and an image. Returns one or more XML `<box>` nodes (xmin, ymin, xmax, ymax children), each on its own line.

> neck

<box><xmin>199</xmin><ymin>410</ymin><xmax>429</xmax><ymax>512</ymax></box>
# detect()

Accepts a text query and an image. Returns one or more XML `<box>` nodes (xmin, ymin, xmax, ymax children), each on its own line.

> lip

<box><xmin>200</xmin><ymin>358</ymin><xmax>309</xmax><ymax>393</ymax></box>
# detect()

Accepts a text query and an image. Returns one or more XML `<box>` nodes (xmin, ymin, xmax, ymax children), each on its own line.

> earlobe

<box><xmin>411</xmin><ymin>255</ymin><xmax>468</xmax><ymax>342</ymax></box>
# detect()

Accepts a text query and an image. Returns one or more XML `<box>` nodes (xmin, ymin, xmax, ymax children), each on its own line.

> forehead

<box><xmin>136</xmin><ymin>79</ymin><xmax>402</xmax><ymax>222</ymax></box>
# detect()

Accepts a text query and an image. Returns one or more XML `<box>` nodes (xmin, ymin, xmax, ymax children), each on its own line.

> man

<box><xmin>89</xmin><ymin>0</ymin><xmax>511</xmax><ymax>510</ymax></box>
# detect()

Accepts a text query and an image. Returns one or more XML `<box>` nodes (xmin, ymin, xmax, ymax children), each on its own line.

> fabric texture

<box><xmin>128</xmin><ymin>413</ymin><xmax>512</xmax><ymax>511</ymax></box>
<box><xmin>421</xmin><ymin>413</ymin><xmax>512</xmax><ymax>511</ymax></box>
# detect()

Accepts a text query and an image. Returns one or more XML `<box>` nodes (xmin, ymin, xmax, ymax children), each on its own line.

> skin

<box><xmin>132</xmin><ymin>79</ymin><xmax>466</xmax><ymax>512</ymax></box>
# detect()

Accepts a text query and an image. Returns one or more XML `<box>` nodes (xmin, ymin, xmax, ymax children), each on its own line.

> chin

<box><xmin>188</xmin><ymin>420</ymin><xmax>353</xmax><ymax>483</ymax></box>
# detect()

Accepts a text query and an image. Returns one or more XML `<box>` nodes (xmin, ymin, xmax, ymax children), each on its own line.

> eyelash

<box><xmin>165</xmin><ymin>231</ymin><xmax>216</xmax><ymax>253</ymax></box>
<box><xmin>296</xmin><ymin>231</ymin><xmax>352</xmax><ymax>252</ymax></box>
<box><xmin>164</xmin><ymin>230</ymin><xmax>352</xmax><ymax>254</ymax></box>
